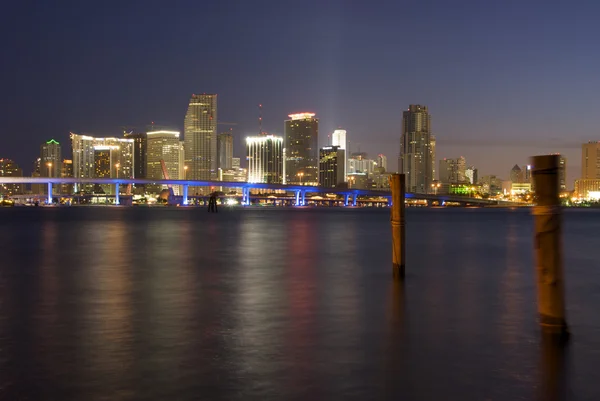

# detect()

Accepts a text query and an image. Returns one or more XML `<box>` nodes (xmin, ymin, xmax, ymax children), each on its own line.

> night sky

<box><xmin>2</xmin><ymin>0</ymin><xmax>599</xmax><ymax>186</ymax></box>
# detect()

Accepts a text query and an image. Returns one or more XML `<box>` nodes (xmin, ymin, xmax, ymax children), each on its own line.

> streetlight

<box><xmin>46</xmin><ymin>162</ymin><xmax>52</xmax><ymax>178</ymax></box>
<box><xmin>431</xmin><ymin>181</ymin><xmax>441</xmax><ymax>195</ymax></box>
<box><xmin>115</xmin><ymin>163</ymin><xmax>120</xmax><ymax>178</ymax></box>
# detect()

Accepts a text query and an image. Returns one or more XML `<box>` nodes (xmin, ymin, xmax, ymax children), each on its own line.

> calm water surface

<box><xmin>1</xmin><ymin>207</ymin><xmax>599</xmax><ymax>400</ymax></box>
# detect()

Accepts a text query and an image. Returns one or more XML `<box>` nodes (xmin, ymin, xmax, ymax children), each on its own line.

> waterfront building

<box><xmin>232</xmin><ymin>157</ymin><xmax>241</xmax><ymax>169</ymax></box>
<box><xmin>246</xmin><ymin>134</ymin><xmax>283</xmax><ymax>184</ymax></box>
<box><xmin>319</xmin><ymin>146</ymin><xmax>346</xmax><ymax>188</ymax></box>
<box><xmin>217</xmin><ymin>132</ymin><xmax>234</xmax><ymax>170</ymax></box>
<box><xmin>70</xmin><ymin>133</ymin><xmax>134</xmax><ymax>193</ymax></box>
<box><xmin>0</xmin><ymin>159</ymin><xmax>23</xmax><ymax>196</ymax></box>
<box><xmin>377</xmin><ymin>154</ymin><xmax>387</xmax><ymax>172</ymax></box>
<box><xmin>40</xmin><ymin>139</ymin><xmax>62</xmax><ymax>178</ymax></box>
<box><xmin>146</xmin><ymin>130</ymin><xmax>184</xmax><ymax>194</ymax></box>
<box><xmin>581</xmin><ymin>142</ymin><xmax>600</xmax><ymax>179</ymax></box>
<box><xmin>184</xmin><ymin>94</ymin><xmax>218</xmax><ymax>182</ymax></box>
<box><xmin>465</xmin><ymin>166</ymin><xmax>478</xmax><ymax>185</ymax></box>
<box><xmin>400</xmin><ymin>104</ymin><xmax>433</xmax><ymax>193</ymax></box>
<box><xmin>61</xmin><ymin>159</ymin><xmax>73</xmax><ymax>195</ymax></box>
<box><xmin>284</xmin><ymin>112</ymin><xmax>319</xmax><ymax>185</ymax></box>
<box><xmin>557</xmin><ymin>155</ymin><xmax>567</xmax><ymax>191</ymax></box>
<box><xmin>124</xmin><ymin>132</ymin><xmax>147</xmax><ymax>179</ymax></box>
<box><xmin>574</xmin><ymin>179</ymin><xmax>600</xmax><ymax>200</ymax></box>
<box><xmin>431</xmin><ymin>135</ymin><xmax>436</xmax><ymax>179</ymax></box>
<box><xmin>331</xmin><ymin>129</ymin><xmax>347</xmax><ymax>180</ymax></box>
<box><xmin>347</xmin><ymin>173</ymin><xmax>369</xmax><ymax>190</ymax></box>
<box><xmin>510</xmin><ymin>164</ymin><xmax>524</xmax><ymax>183</ymax></box>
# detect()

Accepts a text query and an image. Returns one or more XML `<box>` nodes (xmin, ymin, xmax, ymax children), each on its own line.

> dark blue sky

<box><xmin>2</xmin><ymin>0</ymin><xmax>599</xmax><ymax>186</ymax></box>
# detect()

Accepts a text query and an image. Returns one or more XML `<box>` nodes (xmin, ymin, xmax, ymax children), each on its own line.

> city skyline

<box><xmin>2</xmin><ymin>1</ymin><xmax>597</xmax><ymax>186</ymax></box>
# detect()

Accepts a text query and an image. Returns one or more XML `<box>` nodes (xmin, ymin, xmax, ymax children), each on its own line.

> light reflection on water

<box><xmin>0</xmin><ymin>207</ymin><xmax>599</xmax><ymax>400</ymax></box>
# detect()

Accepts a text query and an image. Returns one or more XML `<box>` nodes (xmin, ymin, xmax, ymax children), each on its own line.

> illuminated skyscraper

<box><xmin>319</xmin><ymin>146</ymin><xmax>345</xmax><ymax>188</ymax></box>
<box><xmin>284</xmin><ymin>113</ymin><xmax>319</xmax><ymax>185</ymax></box>
<box><xmin>246</xmin><ymin>134</ymin><xmax>283</xmax><ymax>184</ymax></box>
<box><xmin>124</xmin><ymin>132</ymin><xmax>147</xmax><ymax>179</ymax></box>
<box><xmin>40</xmin><ymin>139</ymin><xmax>62</xmax><ymax>178</ymax></box>
<box><xmin>331</xmin><ymin>129</ymin><xmax>346</xmax><ymax>150</ymax></box>
<box><xmin>217</xmin><ymin>132</ymin><xmax>234</xmax><ymax>170</ymax></box>
<box><xmin>146</xmin><ymin>130</ymin><xmax>184</xmax><ymax>194</ymax></box>
<box><xmin>0</xmin><ymin>159</ymin><xmax>23</xmax><ymax>195</ymax></box>
<box><xmin>400</xmin><ymin>105</ymin><xmax>433</xmax><ymax>193</ymax></box>
<box><xmin>559</xmin><ymin>155</ymin><xmax>566</xmax><ymax>191</ymax></box>
<box><xmin>184</xmin><ymin>94</ymin><xmax>217</xmax><ymax>181</ymax></box>
<box><xmin>61</xmin><ymin>159</ymin><xmax>73</xmax><ymax>195</ymax></box>
<box><xmin>582</xmin><ymin>142</ymin><xmax>600</xmax><ymax>179</ymax></box>
<box><xmin>377</xmin><ymin>154</ymin><xmax>388</xmax><ymax>172</ymax></box>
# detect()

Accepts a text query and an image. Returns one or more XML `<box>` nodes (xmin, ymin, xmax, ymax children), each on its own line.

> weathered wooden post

<box><xmin>390</xmin><ymin>174</ymin><xmax>406</xmax><ymax>279</ymax></box>
<box><xmin>531</xmin><ymin>155</ymin><xmax>568</xmax><ymax>338</ymax></box>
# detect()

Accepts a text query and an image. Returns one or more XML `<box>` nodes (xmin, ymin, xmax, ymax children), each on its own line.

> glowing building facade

<box><xmin>284</xmin><ymin>113</ymin><xmax>319</xmax><ymax>185</ymax></box>
<box><xmin>400</xmin><ymin>105</ymin><xmax>433</xmax><ymax>193</ymax></box>
<box><xmin>246</xmin><ymin>135</ymin><xmax>283</xmax><ymax>184</ymax></box>
<box><xmin>319</xmin><ymin>146</ymin><xmax>345</xmax><ymax>188</ymax></box>
<box><xmin>184</xmin><ymin>94</ymin><xmax>217</xmax><ymax>181</ymax></box>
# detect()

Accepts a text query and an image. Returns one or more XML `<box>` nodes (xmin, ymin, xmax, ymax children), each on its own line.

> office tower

<box><xmin>40</xmin><ymin>139</ymin><xmax>62</xmax><ymax>178</ymax></box>
<box><xmin>217</xmin><ymin>132</ymin><xmax>234</xmax><ymax>170</ymax></box>
<box><xmin>232</xmin><ymin>157</ymin><xmax>241</xmax><ymax>169</ymax></box>
<box><xmin>184</xmin><ymin>94</ymin><xmax>218</xmax><ymax>181</ymax></box>
<box><xmin>582</xmin><ymin>142</ymin><xmax>600</xmax><ymax>179</ymax></box>
<box><xmin>70</xmin><ymin>133</ymin><xmax>134</xmax><ymax>193</ymax></box>
<box><xmin>146</xmin><ymin>130</ymin><xmax>184</xmax><ymax>180</ymax></box>
<box><xmin>284</xmin><ymin>112</ymin><xmax>319</xmax><ymax>185</ymax></box>
<box><xmin>348</xmin><ymin>155</ymin><xmax>377</xmax><ymax>175</ymax></box>
<box><xmin>124</xmin><ymin>132</ymin><xmax>147</xmax><ymax>179</ymax></box>
<box><xmin>319</xmin><ymin>146</ymin><xmax>345</xmax><ymax>187</ymax></box>
<box><xmin>377</xmin><ymin>154</ymin><xmax>388</xmax><ymax>172</ymax></box>
<box><xmin>146</xmin><ymin>130</ymin><xmax>184</xmax><ymax>194</ymax></box>
<box><xmin>61</xmin><ymin>159</ymin><xmax>73</xmax><ymax>195</ymax></box>
<box><xmin>331</xmin><ymin>129</ymin><xmax>347</xmax><ymax>180</ymax></box>
<box><xmin>400</xmin><ymin>104</ymin><xmax>433</xmax><ymax>193</ymax></box>
<box><xmin>431</xmin><ymin>135</ymin><xmax>436</xmax><ymax>179</ymax></box>
<box><xmin>332</xmin><ymin>129</ymin><xmax>347</xmax><ymax>150</ymax></box>
<box><xmin>558</xmin><ymin>156</ymin><xmax>566</xmax><ymax>190</ymax></box>
<box><xmin>465</xmin><ymin>166</ymin><xmax>478</xmax><ymax>185</ymax></box>
<box><xmin>0</xmin><ymin>159</ymin><xmax>24</xmax><ymax>195</ymax></box>
<box><xmin>510</xmin><ymin>164</ymin><xmax>523</xmax><ymax>183</ymax></box>
<box><xmin>246</xmin><ymin>134</ymin><xmax>283</xmax><ymax>184</ymax></box>
<box><xmin>439</xmin><ymin>158</ymin><xmax>456</xmax><ymax>184</ymax></box>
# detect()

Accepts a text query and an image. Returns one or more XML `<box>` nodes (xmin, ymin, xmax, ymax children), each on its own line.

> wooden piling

<box><xmin>390</xmin><ymin>174</ymin><xmax>406</xmax><ymax>279</ymax></box>
<box><xmin>531</xmin><ymin>155</ymin><xmax>569</xmax><ymax>338</ymax></box>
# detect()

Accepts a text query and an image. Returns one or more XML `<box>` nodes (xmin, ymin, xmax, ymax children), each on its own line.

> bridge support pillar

<box><xmin>387</xmin><ymin>196</ymin><xmax>392</xmax><ymax>206</ymax></box>
<box><xmin>47</xmin><ymin>182</ymin><xmax>53</xmax><ymax>204</ymax></box>
<box><xmin>115</xmin><ymin>183</ymin><xmax>120</xmax><ymax>205</ymax></box>
<box><xmin>183</xmin><ymin>185</ymin><xmax>189</xmax><ymax>205</ymax></box>
<box><xmin>242</xmin><ymin>187</ymin><xmax>250</xmax><ymax>206</ymax></box>
<box><xmin>344</xmin><ymin>194</ymin><xmax>349</xmax><ymax>207</ymax></box>
<box><xmin>352</xmin><ymin>193</ymin><xmax>358</xmax><ymax>207</ymax></box>
<box><xmin>301</xmin><ymin>190</ymin><xmax>306</xmax><ymax>206</ymax></box>
<box><xmin>295</xmin><ymin>190</ymin><xmax>300</xmax><ymax>206</ymax></box>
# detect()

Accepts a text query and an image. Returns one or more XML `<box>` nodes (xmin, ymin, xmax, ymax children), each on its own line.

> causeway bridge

<box><xmin>0</xmin><ymin>177</ymin><xmax>510</xmax><ymax>207</ymax></box>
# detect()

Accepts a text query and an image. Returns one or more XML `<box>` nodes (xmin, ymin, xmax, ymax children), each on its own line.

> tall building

<box><xmin>217</xmin><ymin>132</ymin><xmax>234</xmax><ymax>170</ymax></box>
<box><xmin>40</xmin><ymin>139</ymin><xmax>62</xmax><ymax>178</ymax></box>
<box><xmin>146</xmin><ymin>130</ymin><xmax>184</xmax><ymax>194</ymax></box>
<box><xmin>431</xmin><ymin>135</ymin><xmax>436</xmax><ymax>179</ymax></box>
<box><xmin>582</xmin><ymin>142</ymin><xmax>600</xmax><ymax>179</ymax></box>
<box><xmin>246</xmin><ymin>135</ymin><xmax>283</xmax><ymax>184</ymax></box>
<box><xmin>331</xmin><ymin>129</ymin><xmax>347</xmax><ymax>150</ymax></box>
<box><xmin>400</xmin><ymin>105</ymin><xmax>433</xmax><ymax>193</ymax></box>
<box><xmin>559</xmin><ymin>155</ymin><xmax>567</xmax><ymax>191</ymax></box>
<box><xmin>232</xmin><ymin>157</ymin><xmax>241</xmax><ymax>169</ymax></box>
<box><xmin>0</xmin><ymin>159</ymin><xmax>23</xmax><ymax>195</ymax></box>
<box><xmin>70</xmin><ymin>133</ymin><xmax>134</xmax><ymax>193</ymax></box>
<box><xmin>124</xmin><ymin>132</ymin><xmax>147</xmax><ymax>179</ymax></box>
<box><xmin>284</xmin><ymin>112</ymin><xmax>319</xmax><ymax>185</ymax></box>
<box><xmin>319</xmin><ymin>146</ymin><xmax>345</xmax><ymax>188</ymax></box>
<box><xmin>61</xmin><ymin>159</ymin><xmax>73</xmax><ymax>195</ymax></box>
<box><xmin>510</xmin><ymin>164</ymin><xmax>523</xmax><ymax>183</ymax></box>
<box><xmin>184</xmin><ymin>94</ymin><xmax>218</xmax><ymax>181</ymax></box>
<box><xmin>377</xmin><ymin>154</ymin><xmax>388</xmax><ymax>172</ymax></box>
<box><xmin>465</xmin><ymin>166</ymin><xmax>478</xmax><ymax>185</ymax></box>
<box><xmin>439</xmin><ymin>157</ymin><xmax>467</xmax><ymax>184</ymax></box>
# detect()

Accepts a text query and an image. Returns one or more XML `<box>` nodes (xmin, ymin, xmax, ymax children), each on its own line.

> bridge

<box><xmin>0</xmin><ymin>177</ymin><xmax>507</xmax><ymax>207</ymax></box>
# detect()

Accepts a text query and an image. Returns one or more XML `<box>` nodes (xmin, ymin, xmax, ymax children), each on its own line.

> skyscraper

<box><xmin>400</xmin><ymin>105</ymin><xmax>433</xmax><ymax>193</ymax></box>
<box><xmin>582</xmin><ymin>142</ymin><xmax>600</xmax><ymax>179</ymax></box>
<box><xmin>319</xmin><ymin>146</ymin><xmax>345</xmax><ymax>188</ymax></box>
<box><xmin>284</xmin><ymin>112</ymin><xmax>319</xmax><ymax>185</ymax></box>
<box><xmin>377</xmin><ymin>154</ymin><xmax>388</xmax><ymax>172</ymax></box>
<box><xmin>146</xmin><ymin>130</ymin><xmax>184</xmax><ymax>194</ymax></box>
<box><xmin>217</xmin><ymin>132</ymin><xmax>234</xmax><ymax>170</ymax></box>
<box><xmin>40</xmin><ymin>139</ymin><xmax>62</xmax><ymax>178</ymax></box>
<box><xmin>124</xmin><ymin>132</ymin><xmax>147</xmax><ymax>179</ymax></box>
<box><xmin>331</xmin><ymin>129</ymin><xmax>347</xmax><ymax>150</ymax></box>
<box><xmin>510</xmin><ymin>164</ymin><xmax>523</xmax><ymax>183</ymax></box>
<box><xmin>246</xmin><ymin>134</ymin><xmax>283</xmax><ymax>184</ymax></box>
<box><xmin>61</xmin><ymin>159</ymin><xmax>73</xmax><ymax>195</ymax></box>
<box><xmin>0</xmin><ymin>159</ymin><xmax>23</xmax><ymax>195</ymax></box>
<box><xmin>184</xmin><ymin>94</ymin><xmax>217</xmax><ymax>182</ymax></box>
<box><xmin>558</xmin><ymin>155</ymin><xmax>566</xmax><ymax>191</ymax></box>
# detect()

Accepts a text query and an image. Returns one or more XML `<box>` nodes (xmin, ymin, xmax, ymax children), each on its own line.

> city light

<box><xmin>287</xmin><ymin>112</ymin><xmax>316</xmax><ymax>120</ymax></box>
